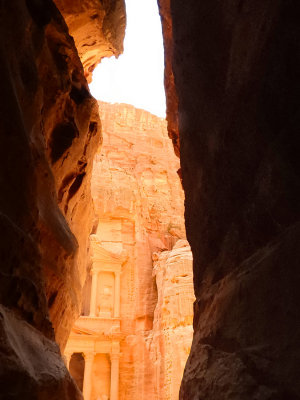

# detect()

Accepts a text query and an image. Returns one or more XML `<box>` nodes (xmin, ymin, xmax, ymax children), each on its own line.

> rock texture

<box><xmin>54</xmin><ymin>0</ymin><xmax>126</xmax><ymax>82</ymax></box>
<box><xmin>0</xmin><ymin>0</ymin><xmax>123</xmax><ymax>398</ymax></box>
<box><xmin>0</xmin><ymin>305</ymin><xmax>81</xmax><ymax>399</ymax></box>
<box><xmin>151</xmin><ymin>240</ymin><xmax>194</xmax><ymax>400</ymax></box>
<box><xmin>158</xmin><ymin>1</ymin><xmax>300</xmax><ymax>399</ymax></box>
<box><xmin>93</xmin><ymin>101</ymin><xmax>185</xmax><ymax>332</ymax></box>
<box><xmin>94</xmin><ymin>102</ymin><xmax>189</xmax><ymax>399</ymax></box>
<box><xmin>40</xmin><ymin>23</ymin><xmax>101</xmax><ymax>350</ymax></box>
<box><xmin>157</xmin><ymin>0</ymin><xmax>179</xmax><ymax>157</ymax></box>
<box><xmin>67</xmin><ymin>102</ymin><xmax>194</xmax><ymax>399</ymax></box>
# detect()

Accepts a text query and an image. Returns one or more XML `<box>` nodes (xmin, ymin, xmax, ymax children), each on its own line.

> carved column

<box><xmin>90</xmin><ymin>269</ymin><xmax>98</xmax><ymax>317</ymax></box>
<box><xmin>114</xmin><ymin>271</ymin><xmax>121</xmax><ymax>318</ymax></box>
<box><xmin>110</xmin><ymin>353</ymin><xmax>120</xmax><ymax>400</ymax></box>
<box><xmin>64</xmin><ymin>352</ymin><xmax>72</xmax><ymax>369</ymax></box>
<box><xmin>83</xmin><ymin>352</ymin><xmax>94</xmax><ymax>400</ymax></box>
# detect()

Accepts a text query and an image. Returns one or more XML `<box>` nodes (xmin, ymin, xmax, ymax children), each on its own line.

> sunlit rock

<box><xmin>0</xmin><ymin>0</ymin><xmax>123</xmax><ymax>398</ymax></box>
<box><xmin>65</xmin><ymin>102</ymin><xmax>194</xmax><ymax>399</ymax></box>
<box><xmin>53</xmin><ymin>0</ymin><xmax>126</xmax><ymax>82</ymax></box>
<box><xmin>150</xmin><ymin>240</ymin><xmax>194</xmax><ymax>399</ymax></box>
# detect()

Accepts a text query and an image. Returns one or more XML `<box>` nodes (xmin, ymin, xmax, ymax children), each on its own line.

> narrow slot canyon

<box><xmin>0</xmin><ymin>1</ymin><xmax>299</xmax><ymax>400</ymax></box>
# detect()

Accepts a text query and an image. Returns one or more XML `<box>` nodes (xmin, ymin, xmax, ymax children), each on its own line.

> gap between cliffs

<box><xmin>56</xmin><ymin>1</ymin><xmax>195</xmax><ymax>398</ymax></box>
<box><xmin>1</xmin><ymin>1</ymin><xmax>299</xmax><ymax>400</ymax></box>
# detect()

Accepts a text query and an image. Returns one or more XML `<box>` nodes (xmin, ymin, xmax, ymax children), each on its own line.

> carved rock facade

<box><xmin>65</xmin><ymin>102</ymin><xmax>194</xmax><ymax>400</ymax></box>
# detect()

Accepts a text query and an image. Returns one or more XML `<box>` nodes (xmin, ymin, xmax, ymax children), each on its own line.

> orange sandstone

<box><xmin>65</xmin><ymin>102</ymin><xmax>194</xmax><ymax>400</ymax></box>
<box><xmin>53</xmin><ymin>0</ymin><xmax>126</xmax><ymax>82</ymax></box>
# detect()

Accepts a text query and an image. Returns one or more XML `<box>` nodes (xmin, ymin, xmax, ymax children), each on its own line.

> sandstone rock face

<box><xmin>0</xmin><ymin>305</ymin><xmax>81</xmax><ymax>399</ymax></box>
<box><xmin>0</xmin><ymin>0</ymin><xmax>125</xmax><ymax>398</ymax></box>
<box><xmin>157</xmin><ymin>0</ymin><xmax>179</xmax><ymax>157</ymax></box>
<box><xmin>65</xmin><ymin>102</ymin><xmax>194</xmax><ymax>399</ymax></box>
<box><xmin>54</xmin><ymin>0</ymin><xmax>126</xmax><ymax>82</ymax></box>
<box><xmin>41</xmin><ymin>26</ymin><xmax>101</xmax><ymax>351</ymax></box>
<box><xmin>159</xmin><ymin>1</ymin><xmax>300</xmax><ymax>398</ymax></box>
<box><xmin>151</xmin><ymin>240</ymin><xmax>194</xmax><ymax>400</ymax></box>
<box><xmin>94</xmin><ymin>102</ymin><xmax>190</xmax><ymax>400</ymax></box>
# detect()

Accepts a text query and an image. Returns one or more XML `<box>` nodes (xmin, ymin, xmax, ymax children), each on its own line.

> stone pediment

<box><xmin>70</xmin><ymin>325</ymin><xmax>123</xmax><ymax>342</ymax></box>
<box><xmin>90</xmin><ymin>235</ymin><xmax>127</xmax><ymax>265</ymax></box>
<box><xmin>71</xmin><ymin>326</ymin><xmax>99</xmax><ymax>337</ymax></box>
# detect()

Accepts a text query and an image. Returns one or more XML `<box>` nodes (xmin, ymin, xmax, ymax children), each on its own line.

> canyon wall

<box><xmin>159</xmin><ymin>1</ymin><xmax>300</xmax><ymax>399</ymax></box>
<box><xmin>65</xmin><ymin>102</ymin><xmax>194</xmax><ymax>400</ymax></box>
<box><xmin>53</xmin><ymin>0</ymin><xmax>126</xmax><ymax>82</ymax></box>
<box><xmin>151</xmin><ymin>240</ymin><xmax>194</xmax><ymax>400</ymax></box>
<box><xmin>157</xmin><ymin>0</ymin><xmax>179</xmax><ymax>157</ymax></box>
<box><xmin>0</xmin><ymin>1</ymin><xmax>124</xmax><ymax>398</ymax></box>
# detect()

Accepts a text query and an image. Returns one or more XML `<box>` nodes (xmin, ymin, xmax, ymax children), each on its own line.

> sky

<box><xmin>89</xmin><ymin>0</ymin><xmax>166</xmax><ymax>118</ymax></box>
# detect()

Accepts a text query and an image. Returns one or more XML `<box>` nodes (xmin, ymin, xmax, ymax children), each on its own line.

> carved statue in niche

<box><xmin>97</xmin><ymin>284</ymin><xmax>113</xmax><ymax>317</ymax></box>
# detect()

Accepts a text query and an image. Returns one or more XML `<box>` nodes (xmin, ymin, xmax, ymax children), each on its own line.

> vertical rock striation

<box><xmin>159</xmin><ymin>1</ymin><xmax>300</xmax><ymax>399</ymax></box>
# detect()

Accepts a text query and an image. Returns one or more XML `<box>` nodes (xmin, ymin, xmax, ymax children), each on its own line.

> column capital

<box><xmin>111</xmin><ymin>341</ymin><xmax>120</xmax><ymax>353</ymax></box>
<box><xmin>83</xmin><ymin>352</ymin><xmax>95</xmax><ymax>361</ymax></box>
<box><xmin>110</xmin><ymin>353</ymin><xmax>120</xmax><ymax>361</ymax></box>
<box><xmin>91</xmin><ymin>268</ymin><xmax>98</xmax><ymax>276</ymax></box>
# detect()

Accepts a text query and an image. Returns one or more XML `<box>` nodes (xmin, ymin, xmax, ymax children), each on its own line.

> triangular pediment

<box><xmin>71</xmin><ymin>325</ymin><xmax>98</xmax><ymax>337</ymax></box>
<box><xmin>90</xmin><ymin>235</ymin><xmax>124</xmax><ymax>264</ymax></box>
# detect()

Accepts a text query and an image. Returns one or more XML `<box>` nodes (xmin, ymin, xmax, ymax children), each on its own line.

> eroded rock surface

<box><xmin>157</xmin><ymin>0</ymin><xmax>179</xmax><ymax>157</ymax></box>
<box><xmin>151</xmin><ymin>240</ymin><xmax>194</xmax><ymax>400</ymax></box>
<box><xmin>0</xmin><ymin>0</ymin><xmax>124</xmax><ymax>397</ymax></box>
<box><xmin>159</xmin><ymin>1</ymin><xmax>300</xmax><ymax>398</ymax></box>
<box><xmin>54</xmin><ymin>0</ymin><xmax>126</xmax><ymax>82</ymax></box>
<box><xmin>0</xmin><ymin>305</ymin><xmax>81</xmax><ymax>399</ymax></box>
